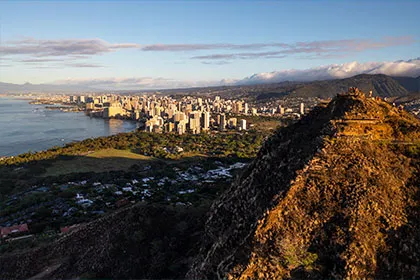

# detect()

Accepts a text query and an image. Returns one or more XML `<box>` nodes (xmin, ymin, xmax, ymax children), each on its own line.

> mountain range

<box><xmin>1</xmin><ymin>75</ymin><xmax>419</xmax><ymax>98</ymax></box>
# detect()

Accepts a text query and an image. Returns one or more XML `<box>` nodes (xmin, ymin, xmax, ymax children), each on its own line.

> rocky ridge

<box><xmin>187</xmin><ymin>88</ymin><xmax>420</xmax><ymax>279</ymax></box>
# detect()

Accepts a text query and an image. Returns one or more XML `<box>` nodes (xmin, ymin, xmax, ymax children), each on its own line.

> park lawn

<box><xmin>43</xmin><ymin>149</ymin><xmax>154</xmax><ymax>177</ymax></box>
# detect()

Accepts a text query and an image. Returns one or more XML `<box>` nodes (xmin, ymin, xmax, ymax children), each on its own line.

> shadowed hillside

<box><xmin>290</xmin><ymin>74</ymin><xmax>409</xmax><ymax>98</ymax></box>
<box><xmin>0</xmin><ymin>203</ymin><xmax>208</xmax><ymax>279</ymax></box>
<box><xmin>392</xmin><ymin>76</ymin><xmax>420</xmax><ymax>93</ymax></box>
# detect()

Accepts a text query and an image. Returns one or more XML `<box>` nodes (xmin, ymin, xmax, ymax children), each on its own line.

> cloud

<box><xmin>0</xmin><ymin>38</ymin><xmax>140</xmax><ymax>57</ymax></box>
<box><xmin>237</xmin><ymin>58</ymin><xmax>420</xmax><ymax>85</ymax></box>
<box><xmin>140</xmin><ymin>37</ymin><xmax>414</xmax><ymax>53</ymax></box>
<box><xmin>29</xmin><ymin>66</ymin><xmax>62</xmax><ymax>69</ymax></box>
<box><xmin>1</xmin><ymin>36</ymin><xmax>414</xmax><ymax>66</ymax></box>
<box><xmin>19</xmin><ymin>58</ymin><xmax>64</xmax><ymax>63</ymax></box>
<box><xmin>201</xmin><ymin>61</ymin><xmax>231</xmax><ymax>65</ymax></box>
<box><xmin>141</xmin><ymin>43</ymin><xmax>289</xmax><ymax>51</ymax></box>
<box><xmin>65</xmin><ymin>63</ymin><xmax>105</xmax><ymax>68</ymax></box>
<box><xmin>295</xmin><ymin>36</ymin><xmax>414</xmax><ymax>52</ymax></box>
<box><xmin>189</xmin><ymin>36</ymin><xmax>415</xmax><ymax>61</ymax></box>
<box><xmin>49</xmin><ymin>58</ymin><xmax>420</xmax><ymax>90</ymax></box>
<box><xmin>192</xmin><ymin>51</ymin><xmax>287</xmax><ymax>60</ymax></box>
<box><xmin>52</xmin><ymin>77</ymin><xmax>203</xmax><ymax>90</ymax></box>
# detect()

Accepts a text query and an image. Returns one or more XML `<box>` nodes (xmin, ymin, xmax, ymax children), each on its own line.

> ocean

<box><xmin>0</xmin><ymin>97</ymin><xmax>139</xmax><ymax>156</ymax></box>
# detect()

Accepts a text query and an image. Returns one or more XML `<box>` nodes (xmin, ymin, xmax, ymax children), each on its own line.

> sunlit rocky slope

<box><xmin>188</xmin><ymin>88</ymin><xmax>420</xmax><ymax>279</ymax></box>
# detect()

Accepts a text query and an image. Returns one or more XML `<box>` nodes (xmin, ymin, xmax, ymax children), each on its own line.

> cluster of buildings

<box><xmin>0</xmin><ymin>223</ymin><xmax>29</xmax><ymax>240</ymax></box>
<box><xmin>0</xmin><ymin>160</ymin><xmax>246</xmax><ymax>241</ymax></box>
<box><xmin>68</xmin><ymin>94</ymin><xmax>310</xmax><ymax>134</ymax></box>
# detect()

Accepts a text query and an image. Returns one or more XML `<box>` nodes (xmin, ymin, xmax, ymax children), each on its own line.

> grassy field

<box><xmin>43</xmin><ymin>149</ymin><xmax>154</xmax><ymax>177</ymax></box>
<box><xmin>42</xmin><ymin>149</ymin><xmax>210</xmax><ymax>177</ymax></box>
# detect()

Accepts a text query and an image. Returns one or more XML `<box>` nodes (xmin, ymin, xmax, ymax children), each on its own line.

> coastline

<box><xmin>0</xmin><ymin>97</ymin><xmax>140</xmax><ymax>157</ymax></box>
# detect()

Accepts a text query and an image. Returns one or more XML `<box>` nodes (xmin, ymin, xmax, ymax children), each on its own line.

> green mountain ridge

<box><xmin>0</xmin><ymin>74</ymin><xmax>418</xmax><ymax>97</ymax></box>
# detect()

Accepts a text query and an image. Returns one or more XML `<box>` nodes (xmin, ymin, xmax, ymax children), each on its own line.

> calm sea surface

<box><xmin>0</xmin><ymin>97</ymin><xmax>139</xmax><ymax>156</ymax></box>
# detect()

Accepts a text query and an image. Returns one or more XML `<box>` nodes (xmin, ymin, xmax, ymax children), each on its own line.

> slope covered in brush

<box><xmin>0</xmin><ymin>204</ymin><xmax>207</xmax><ymax>279</ymax></box>
<box><xmin>290</xmin><ymin>74</ymin><xmax>409</xmax><ymax>98</ymax></box>
<box><xmin>188</xmin><ymin>88</ymin><xmax>420</xmax><ymax>279</ymax></box>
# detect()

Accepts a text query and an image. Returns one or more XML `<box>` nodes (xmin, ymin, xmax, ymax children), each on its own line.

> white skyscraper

<box><xmin>203</xmin><ymin>111</ymin><xmax>210</xmax><ymax>130</ymax></box>
<box><xmin>239</xmin><ymin>119</ymin><xmax>247</xmax><ymax>131</ymax></box>
<box><xmin>300</xmin><ymin>103</ymin><xmax>305</xmax><ymax>115</ymax></box>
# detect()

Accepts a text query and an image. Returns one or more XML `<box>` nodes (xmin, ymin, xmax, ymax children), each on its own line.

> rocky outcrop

<box><xmin>188</xmin><ymin>89</ymin><xmax>420</xmax><ymax>279</ymax></box>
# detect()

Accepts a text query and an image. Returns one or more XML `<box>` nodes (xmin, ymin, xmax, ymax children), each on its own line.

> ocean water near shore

<box><xmin>0</xmin><ymin>97</ymin><xmax>139</xmax><ymax>157</ymax></box>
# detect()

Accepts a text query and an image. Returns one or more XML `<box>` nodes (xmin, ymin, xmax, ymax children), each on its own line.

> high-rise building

<box><xmin>189</xmin><ymin>111</ymin><xmax>201</xmax><ymax>134</ymax></box>
<box><xmin>101</xmin><ymin>95</ymin><xmax>108</xmax><ymax>104</ymax></box>
<box><xmin>279</xmin><ymin>106</ymin><xmax>285</xmax><ymax>115</ymax></box>
<box><xmin>189</xmin><ymin>118</ymin><xmax>201</xmax><ymax>134</ymax></box>
<box><xmin>244</xmin><ymin>103</ymin><xmax>249</xmax><ymax>115</ymax></box>
<box><xmin>131</xmin><ymin>110</ymin><xmax>140</xmax><ymax>120</ymax></box>
<box><xmin>202</xmin><ymin>111</ymin><xmax>210</xmax><ymax>130</ymax></box>
<box><xmin>184</xmin><ymin>104</ymin><xmax>193</xmax><ymax>116</ymax></box>
<box><xmin>85</xmin><ymin>102</ymin><xmax>95</xmax><ymax>110</ymax></box>
<box><xmin>300</xmin><ymin>102</ymin><xmax>305</xmax><ymax>115</ymax></box>
<box><xmin>177</xmin><ymin>120</ymin><xmax>187</xmax><ymax>135</ymax></box>
<box><xmin>103</xmin><ymin>103</ymin><xmax>124</xmax><ymax>118</ymax></box>
<box><xmin>70</xmin><ymin>96</ymin><xmax>77</xmax><ymax>103</ymax></box>
<box><xmin>219</xmin><ymin>114</ymin><xmax>226</xmax><ymax>131</ymax></box>
<box><xmin>173</xmin><ymin>112</ymin><xmax>186</xmax><ymax>122</ymax></box>
<box><xmin>239</xmin><ymin>119</ymin><xmax>247</xmax><ymax>131</ymax></box>
<box><xmin>236</xmin><ymin>102</ymin><xmax>243</xmax><ymax>114</ymax></box>
<box><xmin>167</xmin><ymin>108</ymin><xmax>175</xmax><ymax>119</ymax></box>
<box><xmin>157</xmin><ymin>116</ymin><xmax>164</xmax><ymax>126</ymax></box>
<box><xmin>168</xmin><ymin>122</ymin><xmax>175</xmax><ymax>133</ymax></box>
<box><xmin>154</xmin><ymin>106</ymin><xmax>162</xmax><ymax>117</ymax></box>
<box><xmin>228</xmin><ymin>118</ymin><xmax>237</xmax><ymax>128</ymax></box>
<box><xmin>77</xmin><ymin>96</ymin><xmax>86</xmax><ymax>103</ymax></box>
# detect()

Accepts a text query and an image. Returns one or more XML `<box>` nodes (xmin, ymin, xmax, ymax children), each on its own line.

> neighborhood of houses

<box><xmin>0</xmin><ymin>160</ymin><xmax>247</xmax><ymax>245</ymax></box>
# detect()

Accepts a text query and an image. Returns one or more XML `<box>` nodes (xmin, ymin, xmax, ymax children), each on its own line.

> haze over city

<box><xmin>1</xmin><ymin>0</ymin><xmax>419</xmax><ymax>90</ymax></box>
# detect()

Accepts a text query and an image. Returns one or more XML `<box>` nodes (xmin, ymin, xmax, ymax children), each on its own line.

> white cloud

<box><xmin>52</xmin><ymin>77</ymin><xmax>216</xmax><ymax>90</ymax></box>
<box><xmin>2</xmin><ymin>36</ymin><xmax>414</xmax><ymax>62</ymax></box>
<box><xmin>237</xmin><ymin>58</ymin><xmax>420</xmax><ymax>85</ymax></box>
<box><xmin>49</xmin><ymin>58</ymin><xmax>420</xmax><ymax>90</ymax></box>
<box><xmin>0</xmin><ymin>38</ymin><xmax>140</xmax><ymax>57</ymax></box>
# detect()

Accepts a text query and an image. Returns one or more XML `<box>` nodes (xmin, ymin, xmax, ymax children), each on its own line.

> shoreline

<box><xmin>0</xmin><ymin>97</ymin><xmax>140</xmax><ymax>158</ymax></box>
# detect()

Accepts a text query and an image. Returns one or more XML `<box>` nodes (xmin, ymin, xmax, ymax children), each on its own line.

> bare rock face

<box><xmin>187</xmin><ymin>89</ymin><xmax>420</xmax><ymax>279</ymax></box>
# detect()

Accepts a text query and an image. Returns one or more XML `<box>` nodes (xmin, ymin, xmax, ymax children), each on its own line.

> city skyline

<box><xmin>1</xmin><ymin>0</ymin><xmax>419</xmax><ymax>89</ymax></box>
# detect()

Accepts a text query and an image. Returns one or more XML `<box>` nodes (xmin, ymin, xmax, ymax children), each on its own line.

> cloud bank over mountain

<box><xmin>2</xmin><ymin>58</ymin><xmax>419</xmax><ymax>91</ymax></box>
<box><xmin>52</xmin><ymin>58</ymin><xmax>420</xmax><ymax>89</ymax></box>
<box><xmin>236</xmin><ymin>58</ymin><xmax>420</xmax><ymax>85</ymax></box>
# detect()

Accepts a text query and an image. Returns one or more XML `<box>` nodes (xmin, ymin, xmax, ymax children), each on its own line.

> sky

<box><xmin>0</xmin><ymin>0</ymin><xmax>419</xmax><ymax>89</ymax></box>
